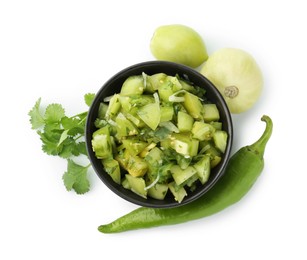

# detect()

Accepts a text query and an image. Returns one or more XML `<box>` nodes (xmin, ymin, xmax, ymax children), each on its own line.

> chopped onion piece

<box><xmin>168</xmin><ymin>90</ymin><xmax>187</xmax><ymax>102</ymax></box>
<box><xmin>153</xmin><ymin>92</ymin><xmax>160</xmax><ymax>104</ymax></box>
<box><xmin>107</xmin><ymin>119</ymin><xmax>116</xmax><ymax>126</ymax></box>
<box><xmin>199</xmin><ymin>144</ymin><xmax>211</xmax><ymax>154</ymax></box>
<box><xmin>160</xmin><ymin>121</ymin><xmax>180</xmax><ymax>133</ymax></box>
<box><xmin>103</xmin><ymin>95</ymin><xmax>114</xmax><ymax>102</ymax></box>
<box><xmin>144</xmin><ymin>174</ymin><xmax>160</xmax><ymax>190</ymax></box>
<box><xmin>142</xmin><ymin>72</ymin><xmax>147</xmax><ymax>90</ymax></box>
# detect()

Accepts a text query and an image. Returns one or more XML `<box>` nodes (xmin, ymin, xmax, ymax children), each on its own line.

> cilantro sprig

<box><xmin>28</xmin><ymin>93</ymin><xmax>95</xmax><ymax>194</ymax></box>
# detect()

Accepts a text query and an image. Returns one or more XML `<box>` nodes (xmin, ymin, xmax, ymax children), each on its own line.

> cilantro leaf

<box><xmin>61</xmin><ymin>116</ymin><xmax>81</xmax><ymax>130</ymax></box>
<box><xmin>44</xmin><ymin>103</ymin><xmax>65</xmax><ymax>124</ymax></box>
<box><xmin>38</xmin><ymin>128</ymin><xmax>63</xmax><ymax>155</ymax></box>
<box><xmin>29</xmin><ymin>96</ymin><xmax>92</xmax><ymax>195</ymax></box>
<box><xmin>28</xmin><ymin>98</ymin><xmax>45</xmax><ymax>129</ymax></box>
<box><xmin>58</xmin><ymin>138</ymin><xmax>81</xmax><ymax>158</ymax></box>
<box><xmin>84</xmin><ymin>93</ymin><xmax>95</xmax><ymax>107</ymax></box>
<box><xmin>58</xmin><ymin>129</ymin><xmax>69</xmax><ymax>147</ymax></box>
<box><xmin>76</xmin><ymin>141</ymin><xmax>88</xmax><ymax>156</ymax></box>
<box><xmin>68</xmin><ymin>126</ymin><xmax>84</xmax><ymax>137</ymax></box>
<box><xmin>61</xmin><ymin>116</ymin><xmax>84</xmax><ymax>136</ymax></box>
<box><xmin>62</xmin><ymin>159</ymin><xmax>90</xmax><ymax>194</ymax></box>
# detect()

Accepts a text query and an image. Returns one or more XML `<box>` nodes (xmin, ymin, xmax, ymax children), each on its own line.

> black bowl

<box><xmin>85</xmin><ymin>61</ymin><xmax>233</xmax><ymax>208</ymax></box>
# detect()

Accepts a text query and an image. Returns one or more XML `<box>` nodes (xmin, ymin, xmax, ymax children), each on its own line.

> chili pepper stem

<box><xmin>247</xmin><ymin>115</ymin><xmax>273</xmax><ymax>158</ymax></box>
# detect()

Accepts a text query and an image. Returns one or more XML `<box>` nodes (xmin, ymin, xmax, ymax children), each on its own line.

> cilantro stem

<box><xmin>74</xmin><ymin>134</ymin><xmax>84</xmax><ymax>141</ymax></box>
<box><xmin>29</xmin><ymin>93</ymin><xmax>95</xmax><ymax>195</ymax></box>
<box><xmin>71</xmin><ymin>111</ymin><xmax>88</xmax><ymax>118</ymax></box>
<box><xmin>78</xmin><ymin>116</ymin><xmax>87</xmax><ymax>125</ymax></box>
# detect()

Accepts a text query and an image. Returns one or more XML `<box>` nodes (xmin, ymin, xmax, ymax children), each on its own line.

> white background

<box><xmin>1</xmin><ymin>0</ymin><xmax>306</xmax><ymax>259</ymax></box>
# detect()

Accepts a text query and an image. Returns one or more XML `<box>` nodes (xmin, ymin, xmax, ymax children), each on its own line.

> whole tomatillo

<box><xmin>150</xmin><ymin>24</ymin><xmax>208</xmax><ymax>68</ymax></box>
<box><xmin>200</xmin><ymin>48</ymin><xmax>263</xmax><ymax>114</ymax></box>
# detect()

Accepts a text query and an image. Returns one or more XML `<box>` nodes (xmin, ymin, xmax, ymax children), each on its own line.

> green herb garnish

<box><xmin>28</xmin><ymin>93</ymin><xmax>95</xmax><ymax>194</ymax></box>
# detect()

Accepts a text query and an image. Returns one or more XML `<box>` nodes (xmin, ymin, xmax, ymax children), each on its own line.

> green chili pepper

<box><xmin>98</xmin><ymin>115</ymin><xmax>273</xmax><ymax>233</ymax></box>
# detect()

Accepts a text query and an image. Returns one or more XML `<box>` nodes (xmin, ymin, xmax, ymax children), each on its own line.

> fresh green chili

<box><xmin>98</xmin><ymin>115</ymin><xmax>273</xmax><ymax>233</ymax></box>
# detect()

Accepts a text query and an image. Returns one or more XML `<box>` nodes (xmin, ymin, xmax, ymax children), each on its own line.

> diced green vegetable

<box><xmin>213</xmin><ymin>130</ymin><xmax>228</xmax><ymax>153</ymax></box>
<box><xmin>202</xmin><ymin>142</ymin><xmax>220</xmax><ymax>156</ymax></box>
<box><xmin>158</xmin><ymin>76</ymin><xmax>182</xmax><ymax>102</ymax></box>
<box><xmin>191</xmin><ymin>121</ymin><xmax>215</xmax><ymax>141</ymax></box>
<box><xmin>91</xmin><ymin>73</ymin><xmax>229</xmax><ymax>202</ymax></box>
<box><xmin>102</xmin><ymin>158</ymin><xmax>121</xmax><ymax>184</ymax></box>
<box><xmin>125</xmin><ymin>113</ymin><xmax>144</xmax><ymax>128</ymax></box>
<box><xmin>115</xmin><ymin>113</ymin><xmax>139</xmax><ymax>137</ymax></box>
<box><xmin>210</xmin><ymin>155</ymin><xmax>222</xmax><ymax>168</ymax></box>
<box><xmin>146</xmin><ymin>73</ymin><xmax>167</xmax><ymax>93</ymax></box>
<box><xmin>166</xmin><ymin>76</ymin><xmax>183</xmax><ymax>90</ymax></box>
<box><xmin>160</xmin><ymin>105</ymin><xmax>174</xmax><ymax>122</ymax></box>
<box><xmin>210</xmin><ymin>121</ymin><xmax>222</xmax><ymax>130</ymax></box>
<box><xmin>177</xmin><ymin>111</ymin><xmax>194</xmax><ymax>132</ymax></box>
<box><xmin>147</xmin><ymin>183</ymin><xmax>168</xmax><ymax>200</ymax></box>
<box><xmin>118</xmin><ymin>96</ymin><xmax>132</xmax><ymax>113</ymax></box>
<box><xmin>170</xmin><ymin>133</ymin><xmax>199</xmax><ymax>157</ymax></box>
<box><xmin>105</xmin><ymin>94</ymin><xmax>121</xmax><ymax>119</ymax></box>
<box><xmin>158</xmin><ymin>81</ymin><xmax>175</xmax><ymax>102</ymax></box>
<box><xmin>121</xmin><ymin>176</ymin><xmax>130</xmax><ymax>189</ymax></box>
<box><xmin>171</xmin><ymin>165</ymin><xmax>197</xmax><ymax>186</ymax></box>
<box><xmin>91</xmin><ymin>134</ymin><xmax>111</xmax><ymax>159</ymax></box>
<box><xmin>137</xmin><ymin>103</ymin><xmax>160</xmax><ymax>130</ymax></box>
<box><xmin>120</xmin><ymin>75</ymin><xmax>144</xmax><ymax>96</ymax></box>
<box><xmin>126</xmin><ymin>154</ymin><xmax>148</xmax><ymax>177</ymax></box>
<box><xmin>125</xmin><ymin>174</ymin><xmax>147</xmax><ymax>198</ymax></box>
<box><xmin>92</xmin><ymin>125</ymin><xmax>110</xmax><ymax>137</ymax></box>
<box><xmin>203</xmin><ymin>104</ymin><xmax>220</xmax><ymax>122</ymax></box>
<box><xmin>183</xmin><ymin>92</ymin><xmax>203</xmax><ymax>119</ymax></box>
<box><xmin>130</xmin><ymin>95</ymin><xmax>155</xmax><ymax>107</ymax></box>
<box><xmin>115</xmin><ymin>149</ymin><xmax>130</xmax><ymax>170</ymax></box>
<box><xmin>183</xmin><ymin>173</ymin><xmax>199</xmax><ymax>190</ymax></box>
<box><xmin>168</xmin><ymin>182</ymin><xmax>187</xmax><ymax>203</ymax></box>
<box><xmin>193</xmin><ymin>155</ymin><xmax>211</xmax><ymax>184</ymax></box>
<box><xmin>91</xmin><ymin>126</ymin><xmax>112</xmax><ymax>159</ymax></box>
<box><xmin>145</xmin><ymin>147</ymin><xmax>163</xmax><ymax>165</ymax></box>
<box><xmin>179</xmin><ymin>79</ymin><xmax>195</xmax><ymax>92</ymax></box>
<box><xmin>160</xmin><ymin>138</ymin><xmax>172</xmax><ymax>150</ymax></box>
<box><xmin>98</xmin><ymin>103</ymin><xmax>108</xmax><ymax>119</ymax></box>
<box><xmin>122</xmin><ymin>138</ymin><xmax>148</xmax><ymax>156</ymax></box>
<box><xmin>139</xmin><ymin>143</ymin><xmax>157</xmax><ymax>158</ymax></box>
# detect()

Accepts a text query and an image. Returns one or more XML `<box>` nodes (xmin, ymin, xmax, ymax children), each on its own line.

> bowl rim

<box><xmin>85</xmin><ymin>60</ymin><xmax>233</xmax><ymax>208</ymax></box>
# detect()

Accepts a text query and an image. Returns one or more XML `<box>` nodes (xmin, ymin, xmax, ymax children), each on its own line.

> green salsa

<box><xmin>91</xmin><ymin>73</ymin><xmax>228</xmax><ymax>202</ymax></box>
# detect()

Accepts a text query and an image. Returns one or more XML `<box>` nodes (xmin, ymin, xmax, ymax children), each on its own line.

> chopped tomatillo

<box><xmin>91</xmin><ymin>73</ymin><xmax>228</xmax><ymax>202</ymax></box>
